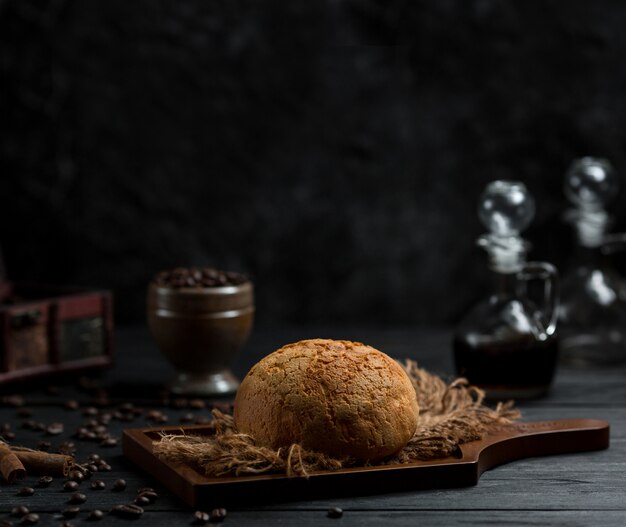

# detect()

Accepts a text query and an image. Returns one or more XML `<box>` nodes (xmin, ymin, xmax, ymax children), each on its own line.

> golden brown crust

<box><xmin>233</xmin><ymin>339</ymin><xmax>419</xmax><ymax>461</ymax></box>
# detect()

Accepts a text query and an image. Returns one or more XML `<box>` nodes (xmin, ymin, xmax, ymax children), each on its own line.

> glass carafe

<box><xmin>559</xmin><ymin>157</ymin><xmax>626</xmax><ymax>365</ymax></box>
<box><xmin>453</xmin><ymin>181</ymin><xmax>560</xmax><ymax>399</ymax></box>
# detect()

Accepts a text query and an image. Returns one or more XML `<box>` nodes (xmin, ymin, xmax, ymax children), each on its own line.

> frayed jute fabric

<box><xmin>153</xmin><ymin>360</ymin><xmax>520</xmax><ymax>478</ymax></box>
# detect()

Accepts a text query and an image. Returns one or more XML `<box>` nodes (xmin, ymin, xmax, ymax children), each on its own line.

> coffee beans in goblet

<box><xmin>147</xmin><ymin>267</ymin><xmax>254</xmax><ymax>396</ymax></box>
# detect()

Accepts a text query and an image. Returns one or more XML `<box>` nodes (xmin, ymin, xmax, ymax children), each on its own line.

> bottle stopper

<box><xmin>477</xmin><ymin>181</ymin><xmax>535</xmax><ymax>273</ymax></box>
<box><xmin>565</xmin><ymin>157</ymin><xmax>618</xmax><ymax>247</ymax></box>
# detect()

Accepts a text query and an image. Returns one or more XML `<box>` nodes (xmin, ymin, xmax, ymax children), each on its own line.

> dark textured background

<box><xmin>2</xmin><ymin>0</ymin><xmax>626</xmax><ymax>326</ymax></box>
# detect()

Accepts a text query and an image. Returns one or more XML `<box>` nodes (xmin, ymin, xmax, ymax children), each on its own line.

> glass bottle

<box><xmin>559</xmin><ymin>157</ymin><xmax>626</xmax><ymax>366</ymax></box>
<box><xmin>453</xmin><ymin>181</ymin><xmax>560</xmax><ymax>400</ymax></box>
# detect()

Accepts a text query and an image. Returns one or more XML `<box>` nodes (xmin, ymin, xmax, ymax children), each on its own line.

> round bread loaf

<box><xmin>233</xmin><ymin>339</ymin><xmax>419</xmax><ymax>461</ymax></box>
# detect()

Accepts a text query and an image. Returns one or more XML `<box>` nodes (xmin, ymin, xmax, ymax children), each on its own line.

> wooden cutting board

<box><xmin>122</xmin><ymin>419</ymin><xmax>609</xmax><ymax>507</ymax></box>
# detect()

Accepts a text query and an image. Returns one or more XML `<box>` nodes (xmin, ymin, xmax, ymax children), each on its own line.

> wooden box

<box><xmin>0</xmin><ymin>282</ymin><xmax>113</xmax><ymax>385</ymax></box>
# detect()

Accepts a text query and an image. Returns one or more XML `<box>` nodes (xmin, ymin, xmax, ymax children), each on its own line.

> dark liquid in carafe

<box><xmin>453</xmin><ymin>335</ymin><xmax>559</xmax><ymax>399</ymax></box>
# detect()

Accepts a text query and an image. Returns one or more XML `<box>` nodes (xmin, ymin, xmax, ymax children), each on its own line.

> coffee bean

<box><xmin>46</xmin><ymin>422</ymin><xmax>64</xmax><ymax>435</ymax></box>
<box><xmin>134</xmin><ymin>495</ymin><xmax>150</xmax><ymax>506</ymax></box>
<box><xmin>64</xmin><ymin>481</ymin><xmax>79</xmax><ymax>492</ymax></box>
<box><xmin>112</xmin><ymin>479</ymin><xmax>127</xmax><ymax>491</ymax></box>
<box><xmin>36</xmin><ymin>476</ymin><xmax>53</xmax><ymax>487</ymax></box>
<box><xmin>22</xmin><ymin>420</ymin><xmax>36</xmax><ymax>429</ymax></box>
<box><xmin>32</xmin><ymin>422</ymin><xmax>46</xmax><ymax>432</ymax></box>
<box><xmin>2</xmin><ymin>395</ymin><xmax>25</xmax><ymax>407</ymax></box>
<box><xmin>189</xmin><ymin>399</ymin><xmax>206</xmax><ymax>409</ymax></box>
<box><xmin>194</xmin><ymin>510</ymin><xmax>210</xmax><ymax>523</ymax></box>
<box><xmin>17</xmin><ymin>408</ymin><xmax>32</xmax><ymax>418</ymax></box>
<box><xmin>61</xmin><ymin>522</ymin><xmax>73</xmax><ymax>527</ymax></box>
<box><xmin>137</xmin><ymin>487</ymin><xmax>156</xmax><ymax>494</ymax></box>
<box><xmin>210</xmin><ymin>508</ymin><xmax>227</xmax><ymax>522</ymax></box>
<box><xmin>97</xmin><ymin>462</ymin><xmax>111</xmax><ymax>471</ymax></box>
<box><xmin>137</xmin><ymin>489</ymin><xmax>158</xmax><ymax>503</ymax></box>
<box><xmin>100</xmin><ymin>438</ymin><xmax>118</xmax><ymax>447</ymax></box>
<box><xmin>86</xmin><ymin>463</ymin><xmax>99</xmax><ymax>473</ymax></box>
<box><xmin>68</xmin><ymin>470</ymin><xmax>84</xmax><ymax>482</ymax></box>
<box><xmin>64</xmin><ymin>400</ymin><xmax>79</xmax><ymax>410</ymax></box>
<box><xmin>68</xmin><ymin>492</ymin><xmax>87</xmax><ymax>504</ymax></box>
<box><xmin>19</xmin><ymin>514</ymin><xmax>38</xmax><ymax>525</ymax></box>
<box><xmin>86</xmin><ymin>510</ymin><xmax>104</xmax><ymax>521</ymax></box>
<box><xmin>88</xmin><ymin>453</ymin><xmax>101</xmax><ymax>462</ymax></box>
<box><xmin>90</xmin><ymin>480</ymin><xmax>105</xmax><ymax>490</ymax></box>
<box><xmin>17</xmin><ymin>487</ymin><xmax>34</xmax><ymax>496</ymax></box>
<box><xmin>2</xmin><ymin>430</ymin><xmax>16</xmax><ymax>440</ymax></box>
<box><xmin>327</xmin><ymin>507</ymin><xmax>343</xmax><ymax>518</ymax></box>
<box><xmin>62</xmin><ymin>506</ymin><xmax>80</xmax><ymax>518</ymax></box>
<box><xmin>83</xmin><ymin>407</ymin><xmax>98</xmax><ymax>416</ymax></box>
<box><xmin>37</xmin><ymin>441</ymin><xmax>51</xmax><ymax>451</ymax></box>
<box><xmin>111</xmin><ymin>503</ymin><xmax>144</xmax><ymax>519</ymax></box>
<box><xmin>58</xmin><ymin>441</ymin><xmax>76</xmax><ymax>455</ymax></box>
<box><xmin>180</xmin><ymin>413</ymin><xmax>195</xmax><ymax>422</ymax></box>
<box><xmin>11</xmin><ymin>506</ymin><xmax>29</xmax><ymax>517</ymax></box>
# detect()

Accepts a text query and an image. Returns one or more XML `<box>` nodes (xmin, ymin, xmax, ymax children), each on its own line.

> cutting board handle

<box><xmin>466</xmin><ymin>419</ymin><xmax>610</xmax><ymax>476</ymax></box>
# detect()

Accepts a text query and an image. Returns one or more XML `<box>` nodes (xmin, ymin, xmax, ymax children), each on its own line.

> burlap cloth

<box><xmin>153</xmin><ymin>360</ymin><xmax>520</xmax><ymax>478</ymax></box>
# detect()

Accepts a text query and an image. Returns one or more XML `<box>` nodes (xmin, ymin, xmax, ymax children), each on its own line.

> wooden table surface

<box><xmin>0</xmin><ymin>326</ymin><xmax>624</xmax><ymax>526</ymax></box>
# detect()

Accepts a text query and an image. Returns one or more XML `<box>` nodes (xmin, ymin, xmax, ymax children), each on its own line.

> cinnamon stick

<box><xmin>12</xmin><ymin>449</ymin><xmax>74</xmax><ymax>476</ymax></box>
<box><xmin>0</xmin><ymin>443</ymin><xmax>26</xmax><ymax>483</ymax></box>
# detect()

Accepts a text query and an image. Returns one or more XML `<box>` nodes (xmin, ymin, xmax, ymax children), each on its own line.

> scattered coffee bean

<box><xmin>137</xmin><ymin>489</ymin><xmax>158</xmax><ymax>503</ymax></box>
<box><xmin>68</xmin><ymin>470</ymin><xmax>84</xmax><ymax>482</ymax></box>
<box><xmin>88</xmin><ymin>453</ymin><xmax>101</xmax><ymax>462</ymax></box>
<box><xmin>19</xmin><ymin>514</ymin><xmax>38</xmax><ymax>525</ymax></box>
<box><xmin>83</xmin><ymin>407</ymin><xmax>98</xmax><ymax>416</ymax></box>
<box><xmin>61</xmin><ymin>522</ymin><xmax>73</xmax><ymax>527</ymax></box>
<box><xmin>16</xmin><ymin>407</ymin><xmax>33</xmax><ymax>418</ymax></box>
<box><xmin>2</xmin><ymin>430</ymin><xmax>16</xmax><ymax>440</ymax></box>
<box><xmin>134</xmin><ymin>495</ymin><xmax>150</xmax><ymax>506</ymax></box>
<box><xmin>37</xmin><ymin>441</ymin><xmax>51</xmax><ymax>451</ymax></box>
<box><xmin>64</xmin><ymin>400</ymin><xmax>79</xmax><ymax>410</ymax></box>
<box><xmin>100</xmin><ymin>438</ymin><xmax>118</xmax><ymax>447</ymax></box>
<box><xmin>90</xmin><ymin>480</ymin><xmax>105</xmax><ymax>490</ymax></box>
<box><xmin>327</xmin><ymin>507</ymin><xmax>343</xmax><ymax>518</ymax></box>
<box><xmin>45</xmin><ymin>385</ymin><xmax>60</xmax><ymax>395</ymax></box>
<box><xmin>22</xmin><ymin>420</ymin><xmax>36</xmax><ymax>430</ymax></box>
<box><xmin>64</xmin><ymin>481</ymin><xmax>79</xmax><ymax>492</ymax></box>
<box><xmin>32</xmin><ymin>422</ymin><xmax>46</xmax><ymax>432</ymax></box>
<box><xmin>180</xmin><ymin>413</ymin><xmax>195</xmax><ymax>423</ymax></box>
<box><xmin>111</xmin><ymin>503</ymin><xmax>144</xmax><ymax>519</ymax></box>
<box><xmin>11</xmin><ymin>506</ymin><xmax>29</xmax><ymax>517</ymax></box>
<box><xmin>97</xmin><ymin>462</ymin><xmax>112</xmax><ymax>471</ymax></box>
<box><xmin>36</xmin><ymin>476</ymin><xmax>53</xmax><ymax>487</ymax></box>
<box><xmin>112</xmin><ymin>479</ymin><xmax>127</xmax><ymax>491</ymax></box>
<box><xmin>17</xmin><ymin>487</ymin><xmax>34</xmax><ymax>496</ymax></box>
<box><xmin>86</xmin><ymin>463</ymin><xmax>99</xmax><ymax>473</ymax></box>
<box><xmin>58</xmin><ymin>441</ymin><xmax>77</xmax><ymax>456</ymax></box>
<box><xmin>210</xmin><ymin>508</ymin><xmax>227</xmax><ymax>522</ymax></box>
<box><xmin>62</xmin><ymin>506</ymin><xmax>80</xmax><ymax>518</ymax></box>
<box><xmin>46</xmin><ymin>422</ymin><xmax>64</xmax><ymax>435</ymax></box>
<box><xmin>194</xmin><ymin>510</ymin><xmax>210</xmax><ymax>524</ymax></box>
<box><xmin>68</xmin><ymin>492</ymin><xmax>87</xmax><ymax>504</ymax></box>
<box><xmin>86</xmin><ymin>509</ymin><xmax>104</xmax><ymax>521</ymax></box>
<box><xmin>189</xmin><ymin>399</ymin><xmax>206</xmax><ymax>409</ymax></box>
<box><xmin>0</xmin><ymin>521</ymin><xmax>12</xmax><ymax>527</ymax></box>
<box><xmin>2</xmin><ymin>395</ymin><xmax>25</xmax><ymax>407</ymax></box>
